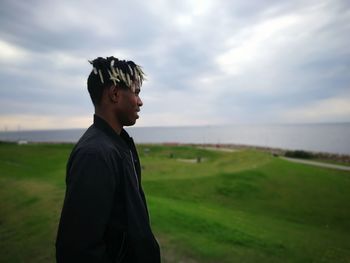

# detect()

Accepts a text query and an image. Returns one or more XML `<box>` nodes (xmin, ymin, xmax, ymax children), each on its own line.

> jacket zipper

<box><xmin>129</xmin><ymin>150</ymin><xmax>139</xmax><ymax>189</ymax></box>
<box><xmin>116</xmin><ymin>232</ymin><xmax>126</xmax><ymax>262</ymax></box>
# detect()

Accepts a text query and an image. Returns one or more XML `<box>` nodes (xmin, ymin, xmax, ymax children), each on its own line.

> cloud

<box><xmin>0</xmin><ymin>0</ymin><xmax>349</xmax><ymax>130</ymax></box>
<box><xmin>0</xmin><ymin>39</ymin><xmax>30</xmax><ymax>62</ymax></box>
<box><xmin>216</xmin><ymin>1</ymin><xmax>350</xmax><ymax>87</ymax></box>
<box><xmin>0</xmin><ymin>114</ymin><xmax>92</xmax><ymax>131</ymax></box>
<box><xmin>216</xmin><ymin>13</ymin><xmax>300</xmax><ymax>76</ymax></box>
<box><xmin>283</xmin><ymin>94</ymin><xmax>350</xmax><ymax>123</ymax></box>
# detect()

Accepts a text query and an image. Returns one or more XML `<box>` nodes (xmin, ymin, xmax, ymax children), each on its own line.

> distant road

<box><xmin>197</xmin><ymin>146</ymin><xmax>350</xmax><ymax>172</ymax></box>
<box><xmin>280</xmin><ymin>157</ymin><xmax>350</xmax><ymax>172</ymax></box>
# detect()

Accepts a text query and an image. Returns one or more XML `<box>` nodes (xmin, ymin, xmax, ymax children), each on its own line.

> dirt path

<box><xmin>280</xmin><ymin>157</ymin><xmax>350</xmax><ymax>171</ymax></box>
<box><xmin>197</xmin><ymin>146</ymin><xmax>238</xmax><ymax>152</ymax></box>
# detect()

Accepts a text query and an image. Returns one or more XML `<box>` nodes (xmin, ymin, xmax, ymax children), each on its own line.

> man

<box><xmin>56</xmin><ymin>57</ymin><xmax>161</xmax><ymax>263</ymax></box>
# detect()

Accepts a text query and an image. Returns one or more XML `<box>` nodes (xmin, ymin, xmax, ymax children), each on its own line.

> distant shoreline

<box><xmin>182</xmin><ymin>142</ymin><xmax>350</xmax><ymax>164</ymax></box>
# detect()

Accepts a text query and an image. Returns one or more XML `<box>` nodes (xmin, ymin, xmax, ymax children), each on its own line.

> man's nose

<box><xmin>138</xmin><ymin>97</ymin><xmax>143</xmax><ymax>106</ymax></box>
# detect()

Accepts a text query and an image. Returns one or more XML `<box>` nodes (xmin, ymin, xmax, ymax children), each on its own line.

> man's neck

<box><xmin>94</xmin><ymin>110</ymin><xmax>122</xmax><ymax>135</ymax></box>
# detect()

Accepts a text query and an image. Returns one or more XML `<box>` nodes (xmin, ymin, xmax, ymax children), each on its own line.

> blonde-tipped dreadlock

<box><xmin>87</xmin><ymin>56</ymin><xmax>146</xmax><ymax>106</ymax></box>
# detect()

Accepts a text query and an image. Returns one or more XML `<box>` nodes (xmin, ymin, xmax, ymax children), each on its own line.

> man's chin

<box><xmin>124</xmin><ymin>120</ymin><xmax>137</xmax><ymax>127</ymax></box>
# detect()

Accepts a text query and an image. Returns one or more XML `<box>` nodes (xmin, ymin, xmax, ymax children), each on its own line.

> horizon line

<box><xmin>1</xmin><ymin>121</ymin><xmax>350</xmax><ymax>133</ymax></box>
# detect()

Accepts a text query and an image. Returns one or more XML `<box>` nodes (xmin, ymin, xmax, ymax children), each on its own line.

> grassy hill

<box><xmin>0</xmin><ymin>142</ymin><xmax>349</xmax><ymax>262</ymax></box>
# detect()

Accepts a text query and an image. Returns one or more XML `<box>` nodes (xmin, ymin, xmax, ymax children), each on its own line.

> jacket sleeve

<box><xmin>56</xmin><ymin>152</ymin><xmax>115</xmax><ymax>263</ymax></box>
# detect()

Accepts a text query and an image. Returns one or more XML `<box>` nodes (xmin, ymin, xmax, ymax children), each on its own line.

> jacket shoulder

<box><xmin>79</xmin><ymin>126</ymin><xmax>121</xmax><ymax>153</ymax></box>
<box><xmin>68</xmin><ymin>126</ymin><xmax>127</xmax><ymax>168</ymax></box>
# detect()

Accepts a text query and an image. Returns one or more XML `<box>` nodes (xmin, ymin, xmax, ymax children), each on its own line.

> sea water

<box><xmin>0</xmin><ymin>123</ymin><xmax>349</xmax><ymax>155</ymax></box>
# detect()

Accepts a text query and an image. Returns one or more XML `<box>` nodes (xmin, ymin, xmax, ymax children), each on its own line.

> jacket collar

<box><xmin>93</xmin><ymin>114</ymin><xmax>134</xmax><ymax>151</ymax></box>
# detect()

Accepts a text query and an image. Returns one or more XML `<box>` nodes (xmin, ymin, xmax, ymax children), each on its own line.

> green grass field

<box><xmin>0</xmin><ymin>142</ymin><xmax>350</xmax><ymax>263</ymax></box>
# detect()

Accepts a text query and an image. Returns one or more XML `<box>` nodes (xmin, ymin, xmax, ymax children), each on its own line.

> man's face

<box><xmin>116</xmin><ymin>86</ymin><xmax>143</xmax><ymax>127</ymax></box>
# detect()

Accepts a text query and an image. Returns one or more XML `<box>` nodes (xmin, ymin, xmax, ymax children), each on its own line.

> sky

<box><xmin>0</xmin><ymin>0</ymin><xmax>349</xmax><ymax>130</ymax></box>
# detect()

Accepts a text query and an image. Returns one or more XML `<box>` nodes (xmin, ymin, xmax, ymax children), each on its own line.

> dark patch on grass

<box><xmin>17</xmin><ymin>196</ymin><xmax>40</xmax><ymax>208</ymax></box>
<box><xmin>285</xmin><ymin>150</ymin><xmax>314</xmax><ymax>159</ymax></box>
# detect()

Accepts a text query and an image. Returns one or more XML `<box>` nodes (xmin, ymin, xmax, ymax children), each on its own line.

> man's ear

<box><xmin>107</xmin><ymin>85</ymin><xmax>119</xmax><ymax>103</ymax></box>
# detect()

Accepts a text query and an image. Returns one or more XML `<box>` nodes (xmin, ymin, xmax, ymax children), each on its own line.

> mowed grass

<box><xmin>1</xmin><ymin>142</ymin><xmax>350</xmax><ymax>263</ymax></box>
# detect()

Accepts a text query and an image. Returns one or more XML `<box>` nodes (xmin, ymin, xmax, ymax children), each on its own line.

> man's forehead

<box><xmin>131</xmin><ymin>83</ymin><xmax>141</xmax><ymax>93</ymax></box>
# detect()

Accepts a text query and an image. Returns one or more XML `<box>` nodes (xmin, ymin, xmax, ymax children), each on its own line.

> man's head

<box><xmin>87</xmin><ymin>56</ymin><xmax>145</xmax><ymax>129</ymax></box>
<box><xmin>87</xmin><ymin>56</ymin><xmax>145</xmax><ymax>106</ymax></box>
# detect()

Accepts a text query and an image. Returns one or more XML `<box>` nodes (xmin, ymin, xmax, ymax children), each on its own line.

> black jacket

<box><xmin>56</xmin><ymin>115</ymin><xmax>160</xmax><ymax>263</ymax></box>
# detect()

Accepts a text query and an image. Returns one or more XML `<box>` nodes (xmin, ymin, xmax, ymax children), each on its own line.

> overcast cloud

<box><xmin>0</xmin><ymin>0</ymin><xmax>349</xmax><ymax>130</ymax></box>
